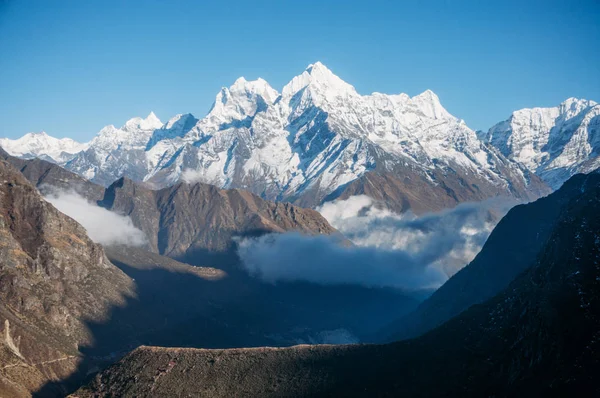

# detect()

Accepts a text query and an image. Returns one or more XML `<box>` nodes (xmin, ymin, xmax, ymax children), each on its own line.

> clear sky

<box><xmin>1</xmin><ymin>0</ymin><xmax>599</xmax><ymax>140</ymax></box>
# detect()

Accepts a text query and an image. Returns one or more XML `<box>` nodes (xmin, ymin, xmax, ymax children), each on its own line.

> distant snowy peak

<box><xmin>483</xmin><ymin>97</ymin><xmax>600</xmax><ymax>188</ymax></box>
<box><xmin>122</xmin><ymin>111</ymin><xmax>163</xmax><ymax>132</ymax></box>
<box><xmin>136</xmin><ymin>61</ymin><xmax>544</xmax><ymax>209</ymax></box>
<box><xmin>409</xmin><ymin>89</ymin><xmax>453</xmax><ymax>120</ymax></box>
<box><xmin>90</xmin><ymin>112</ymin><xmax>164</xmax><ymax>150</ymax></box>
<box><xmin>282</xmin><ymin>61</ymin><xmax>358</xmax><ymax>101</ymax></box>
<box><xmin>0</xmin><ymin>131</ymin><xmax>88</xmax><ymax>163</ymax></box>
<box><xmin>202</xmin><ymin>78</ymin><xmax>279</xmax><ymax>133</ymax></box>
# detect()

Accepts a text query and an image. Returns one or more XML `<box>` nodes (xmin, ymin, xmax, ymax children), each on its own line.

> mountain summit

<box><xmin>0</xmin><ymin>131</ymin><xmax>88</xmax><ymax>163</ymax></box>
<box><xmin>482</xmin><ymin>98</ymin><xmax>600</xmax><ymax>188</ymax></box>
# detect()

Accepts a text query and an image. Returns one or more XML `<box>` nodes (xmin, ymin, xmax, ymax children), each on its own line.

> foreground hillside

<box><xmin>0</xmin><ymin>159</ymin><xmax>134</xmax><ymax>397</ymax></box>
<box><xmin>75</xmin><ymin>172</ymin><xmax>600</xmax><ymax>397</ymax></box>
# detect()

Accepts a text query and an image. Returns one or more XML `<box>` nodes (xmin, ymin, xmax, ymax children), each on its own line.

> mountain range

<box><xmin>2</xmin><ymin>62</ymin><xmax>575</xmax><ymax>213</ymax></box>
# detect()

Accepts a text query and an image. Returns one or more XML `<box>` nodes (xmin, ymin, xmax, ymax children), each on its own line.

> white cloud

<box><xmin>237</xmin><ymin>232</ymin><xmax>447</xmax><ymax>291</ymax></box>
<box><xmin>317</xmin><ymin>195</ymin><xmax>513</xmax><ymax>277</ymax></box>
<box><xmin>43</xmin><ymin>188</ymin><xmax>147</xmax><ymax>247</ymax></box>
<box><xmin>236</xmin><ymin>196</ymin><xmax>514</xmax><ymax>290</ymax></box>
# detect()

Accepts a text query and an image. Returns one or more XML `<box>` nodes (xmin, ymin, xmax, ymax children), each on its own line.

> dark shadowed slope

<box><xmin>380</xmin><ymin>170</ymin><xmax>600</xmax><ymax>341</ymax></box>
<box><xmin>0</xmin><ymin>159</ymin><xmax>134</xmax><ymax>398</ymax></box>
<box><xmin>74</xmin><ymin>174</ymin><xmax>600</xmax><ymax>397</ymax></box>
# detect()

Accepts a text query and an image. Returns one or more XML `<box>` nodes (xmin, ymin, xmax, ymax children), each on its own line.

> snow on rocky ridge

<box><xmin>481</xmin><ymin>98</ymin><xmax>600</xmax><ymax>189</ymax></box>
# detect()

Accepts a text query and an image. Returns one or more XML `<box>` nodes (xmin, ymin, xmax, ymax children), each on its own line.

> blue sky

<box><xmin>1</xmin><ymin>0</ymin><xmax>598</xmax><ymax>140</ymax></box>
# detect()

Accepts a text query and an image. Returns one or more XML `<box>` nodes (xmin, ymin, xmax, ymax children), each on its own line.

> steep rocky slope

<box><xmin>482</xmin><ymin>97</ymin><xmax>600</xmax><ymax>189</ymax></box>
<box><xmin>382</xmin><ymin>170</ymin><xmax>600</xmax><ymax>341</ymax></box>
<box><xmin>0</xmin><ymin>159</ymin><xmax>134</xmax><ymax>397</ymax></box>
<box><xmin>73</xmin><ymin>173</ymin><xmax>600</xmax><ymax>397</ymax></box>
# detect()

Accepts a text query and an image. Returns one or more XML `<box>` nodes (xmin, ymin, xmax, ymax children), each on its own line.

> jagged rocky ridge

<box><xmin>73</xmin><ymin>170</ymin><xmax>600</xmax><ymax>397</ymax></box>
<box><xmin>1</xmin><ymin>63</ymin><xmax>549</xmax><ymax>212</ymax></box>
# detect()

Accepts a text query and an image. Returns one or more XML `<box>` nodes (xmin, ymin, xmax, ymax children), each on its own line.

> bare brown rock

<box><xmin>0</xmin><ymin>159</ymin><xmax>134</xmax><ymax>397</ymax></box>
<box><xmin>100</xmin><ymin>177</ymin><xmax>341</xmax><ymax>262</ymax></box>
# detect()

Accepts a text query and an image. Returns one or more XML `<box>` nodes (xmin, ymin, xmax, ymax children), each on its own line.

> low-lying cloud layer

<box><xmin>318</xmin><ymin>195</ymin><xmax>514</xmax><ymax>276</ymax></box>
<box><xmin>44</xmin><ymin>188</ymin><xmax>147</xmax><ymax>247</ymax></box>
<box><xmin>237</xmin><ymin>196</ymin><xmax>514</xmax><ymax>290</ymax></box>
<box><xmin>238</xmin><ymin>233</ymin><xmax>447</xmax><ymax>290</ymax></box>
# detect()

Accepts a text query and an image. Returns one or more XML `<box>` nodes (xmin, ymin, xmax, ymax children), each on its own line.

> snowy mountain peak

<box><xmin>483</xmin><ymin>97</ymin><xmax>600</xmax><ymax>188</ymax></box>
<box><xmin>164</xmin><ymin>113</ymin><xmax>197</xmax><ymax>130</ymax></box>
<box><xmin>24</xmin><ymin>130</ymin><xmax>49</xmax><ymax>137</ymax></box>
<box><xmin>228</xmin><ymin>76</ymin><xmax>279</xmax><ymax>103</ymax></box>
<box><xmin>207</xmin><ymin>77</ymin><xmax>280</xmax><ymax>126</ymax></box>
<box><xmin>282</xmin><ymin>61</ymin><xmax>357</xmax><ymax>100</ymax></box>
<box><xmin>122</xmin><ymin>112</ymin><xmax>163</xmax><ymax>132</ymax></box>
<box><xmin>558</xmin><ymin>97</ymin><xmax>597</xmax><ymax>119</ymax></box>
<box><xmin>410</xmin><ymin>89</ymin><xmax>451</xmax><ymax>120</ymax></box>
<box><xmin>0</xmin><ymin>131</ymin><xmax>88</xmax><ymax>163</ymax></box>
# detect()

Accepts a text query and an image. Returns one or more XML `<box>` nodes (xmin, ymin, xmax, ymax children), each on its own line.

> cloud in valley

<box><xmin>44</xmin><ymin>188</ymin><xmax>147</xmax><ymax>247</ymax></box>
<box><xmin>237</xmin><ymin>195</ymin><xmax>514</xmax><ymax>290</ymax></box>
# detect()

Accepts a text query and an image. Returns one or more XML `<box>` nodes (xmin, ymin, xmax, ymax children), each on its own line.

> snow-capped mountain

<box><xmin>140</xmin><ymin>62</ymin><xmax>546</xmax><ymax>209</ymax></box>
<box><xmin>481</xmin><ymin>98</ymin><xmax>600</xmax><ymax>189</ymax></box>
<box><xmin>1</xmin><ymin>63</ymin><xmax>549</xmax><ymax>211</ymax></box>
<box><xmin>65</xmin><ymin>112</ymin><xmax>163</xmax><ymax>183</ymax></box>
<box><xmin>0</xmin><ymin>131</ymin><xmax>88</xmax><ymax>163</ymax></box>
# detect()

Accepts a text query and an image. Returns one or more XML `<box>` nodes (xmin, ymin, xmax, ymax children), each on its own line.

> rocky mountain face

<box><xmin>100</xmin><ymin>176</ymin><xmax>340</xmax><ymax>263</ymax></box>
<box><xmin>482</xmin><ymin>98</ymin><xmax>600</xmax><ymax>189</ymax></box>
<box><xmin>0</xmin><ymin>159</ymin><xmax>134</xmax><ymax>397</ymax></box>
<box><xmin>73</xmin><ymin>171</ymin><xmax>600</xmax><ymax>397</ymax></box>
<box><xmin>381</xmin><ymin>170</ymin><xmax>600</xmax><ymax>341</ymax></box>
<box><xmin>2</xmin><ymin>63</ymin><xmax>548</xmax><ymax>212</ymax></box>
